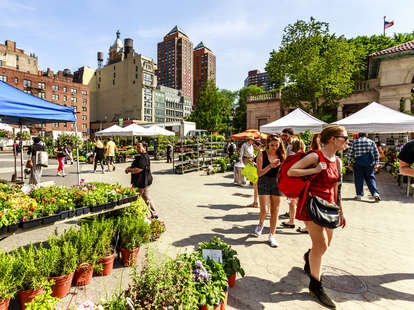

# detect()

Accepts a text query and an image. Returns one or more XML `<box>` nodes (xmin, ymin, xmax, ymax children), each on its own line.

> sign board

<box><xmin>202</xmin><ymin>249</ymin><xmax>223</xmax><ymax>263</ymax></box>
<box><xmin>119</xmin><ymin>118</ymin><xmax>123</xmax><ymax>127</ymax></box>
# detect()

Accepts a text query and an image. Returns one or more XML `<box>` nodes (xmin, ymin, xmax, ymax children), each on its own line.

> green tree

<box><xmin>232</xmin><ymin>85</ymin><xmax>263</xmax><ymax>133</ymax></box>
<box><xmin>266</xmin><ymin>17</ymin><xmax>362</xmax><ymax>121</ymax></box>
<box><xmin>188</xmin><ymin>80</ymin><xmax>235</xmax><ymax>132</ymax></box>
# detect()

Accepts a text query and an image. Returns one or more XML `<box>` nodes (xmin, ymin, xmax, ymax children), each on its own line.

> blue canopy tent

<box><xmin>0</xmin><ymin>81</ymin><xmax>80</xmax><ymax>183</ymax></box>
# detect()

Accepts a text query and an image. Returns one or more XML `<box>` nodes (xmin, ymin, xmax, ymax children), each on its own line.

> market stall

<box><xmin>0</xmin><ymin>81</ymin><xmax>78</xmax><ymax>182</ymax></box>
<box><xmin>232</xmin><ymin>129</ymin><xmax>268</xmax><ymax>140</ymax></box>
<box><xmin>260</xmin><ymin>108</ymin><xmax>326</xmax><ymax>134</ymax></box>
<box><xmin>94</xmin><ymin>124</ymin><xmax>124</xmax><ymax>136</ymax></box>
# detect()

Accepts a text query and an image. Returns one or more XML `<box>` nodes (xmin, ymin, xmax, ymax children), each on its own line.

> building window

<box><xmin>82</xmin><ymin>115</ymin><xmax>87</xmax><ymax>120</ymax></box>
<box><xmin>82</xmin><ymin>106</ymin><xmax>87</xmax><ymax>112</ymax></box>
<box><xmin>113</xmin><ymin>80</ymin><xmax>115</xmax><ymax>85</ymax></box>
<box><xmin>63</xmin><ymin>123</ymin><xmax>67</xmax><ymax>127</ymax></box>
<box><xmin>82</xmin><ymin>98</ymin><xmax>87</xmax><ymax>104</ymax></box>
<box><xmin>38</xmin><ymin>82</ymin><xmax>46</xmax><ymax>89</ymax></box>
<box><xmin>24</xmin><ymin>90</ymin><xmax>31</xmax><ymax>94</ymax></box>
<box><xmin>82</xmin><ymin>123</ymin><xmax>87</xmax><ymax>129</ymax></box>
<box><xmin>52</xmin><ymin>94</ymin><xmax>59</xmax><ymax>101</ymax></box>
<box><xmin>63</xmin><ymin>95</ymin><xmax>67</xmax><ymax>101</ymax></box>
<box><xmin>14</xmin><ymin>77</ymin><xmax>18</xmax><ymax>84</ymax></box>
<box><xmin>81</xmin><ymin>90</ymin><xmax>87</xmax><ymax>95</ymax></box>
<box><xmin>98</xmin><ymin>84</ymin><xmax>100</xmax><ymax>89</ymax></box>
<box><xmin>23</xmin><ymin>79</ymin><xmax>31</xmax><ymax>87</ymax></box>
<box><xmin>71</xmin><ymin>97</ymin><xmax>77</xmax><ymax>103</ymax></box>
<box><xmin>72</xmin><ymin>106</ymin><xmax>77</xmax><ymax>112</ymax></box>
<box><xmin>0</xmin><ymin>75</ymin><xmax>7</xmax><ymax>82</ymax></box>
<box><xmin>16</xmin><ymin>65</ymin><xmax>19</xmax><ymax>70</ymax></box>
<box><xmin>38</xmin><ymin>92</ymin><xmax>46</xmax><ymax>99</ymax></box>
<box><xmin>63</xmin><ymin>87</ymin><xmax>67</xmax><ymax>92</ymax></box>
<box><xmin>70</xmin><ymin>88</ymin><xmax>77</xmax><ymax>94</ymax></box>
<box><xmin>53</xmin><ymin>123</ymin><xmax>59</xmax><ymax>128</ymax></box>
<box><xmin>52</xmin><ymin>85</ymin><xmax>59</xmax><ymax>91</ymax></box>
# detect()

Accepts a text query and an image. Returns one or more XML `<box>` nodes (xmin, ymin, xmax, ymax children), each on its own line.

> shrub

<box><xmin>0</xmin><ymin>251</ymin><xmax>18</xmax><ymax>301</ymax></box>
<box><xmin>117</xmin><ymin>217</ymin><xmax>150</xmax><ymax>250</ymax></box>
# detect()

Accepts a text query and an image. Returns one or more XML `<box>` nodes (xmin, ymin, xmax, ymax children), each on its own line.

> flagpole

<box><xmin>383</xmin><ymin>16</ymin><xmax>386</xmax><ymax>36</ymax></box>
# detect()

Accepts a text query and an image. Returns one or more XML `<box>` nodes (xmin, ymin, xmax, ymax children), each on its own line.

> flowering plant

<box><xmin>57</xmin><ymin>133</ymin><xmax>83</xmax><ymax>148</ymax></box>
<box><xmin>16</xmin><ymin>131</ymin><xmax>31</xmax><ymax>141</ymax></box>
<box><xmin>0</xmin><ymin>129</ymin><xmax>13</xmax><ymax>140</ymax></box>
<box><xmin>147</xmin><ymin>219</ymin><xmax>166</xmax><ymax>241</ymax></box>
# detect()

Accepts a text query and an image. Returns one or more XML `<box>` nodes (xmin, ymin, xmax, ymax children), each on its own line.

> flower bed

<box><xmin>0</xmin><ymin>180</ymin><xmax>139</xmax><ymax>233</ymax></box>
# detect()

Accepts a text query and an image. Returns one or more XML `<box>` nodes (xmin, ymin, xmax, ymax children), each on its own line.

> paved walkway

<box><xmin>1</xmin><ymin>160</ymin><xmax>413</xmax><ymax>309</ymax></box>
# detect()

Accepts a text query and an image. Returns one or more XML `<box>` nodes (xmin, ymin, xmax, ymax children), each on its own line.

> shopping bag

<box><xmin>36</xmin><ymin>151</ymin><xmax>49</xmax><ymax>167</ymax></box>
<box><xmin>241</xmin><ymin>163</ymin><xmax>258</xmax><ymax>184</ymax></box>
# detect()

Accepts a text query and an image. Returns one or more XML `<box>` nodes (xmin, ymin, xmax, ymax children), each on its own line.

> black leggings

<box><xmin>94</xmin><ymin>158</ymin><xmax>104</xmax><ymax>171</ymax></box>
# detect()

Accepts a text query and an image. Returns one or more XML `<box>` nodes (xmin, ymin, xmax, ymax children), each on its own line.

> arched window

<box><xmin>412</xmin><ymin>76</ymin><xmax>414</xmax><ymax>83</ymax></box>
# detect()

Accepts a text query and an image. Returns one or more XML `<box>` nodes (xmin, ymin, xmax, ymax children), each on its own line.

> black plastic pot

<box><xmin>90</xmin><ymin>204</ymin><xmax>105</xmax><ymax>212</ymax></box>
<box><xmin>59</xmin><ymin>210</ymin><xmax>70</xmax><ymax>220</ymax></box>
<box><xmin>21</xmin><ymin>218</ymin><xmax>42</xmax><ymax>228</ymax></box>
<box><xmin>42</xmin><ymin>214</ymin><xmax>60</xmax><ymax>224</ymax></box>
<box><xmin>82</xmin><ymin>206</ymin><xmax>91</xmax><ymax>214</ymax></box>
<box><xmin>117</xmin><ymin>198</ymin><xmax>126</xmax><ymax>205</ymax></box>
<box><xmin>0</xmin><ymin>226</ymin><xmax>7</xmax><ymax>235</ymax></box>
<box><xmin>7</xmin><ymin>223</ymin><xmax>19</xmax><ymax>233</ymax></box>
<box><xmin>130</xmin><ymin>195</ymin><xmax>139</xmax><ymax>202</ymax></box>
<box><xmin>75</xmin><ymin>208</ymin><xmax>84</xmax><ymax>216</ymax></box>
<box><xmin>106</xmin><ymin>201</ymin><xmax>116</xmax><ymax>209</ymax></box>
<box><xmin>68</xmin><ymin>210</ymin><xmax>76</xmax><ymax>218</ymax></box>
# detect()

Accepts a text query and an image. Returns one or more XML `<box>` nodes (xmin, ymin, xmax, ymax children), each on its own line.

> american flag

<box><xmin>384</xmin><ymin>20</ymin><xmax>394</xmax><ymax>29</ymax></box>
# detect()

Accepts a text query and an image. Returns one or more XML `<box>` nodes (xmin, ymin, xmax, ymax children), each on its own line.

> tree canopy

<box><xmin>232</xmin><ymin>85</ymin><xmax>264</xmax><ymax>133</ymax></box>
<box><xmin>266</xmin><ymin>17</ymin><xmax>362</xmax><ymax>121</ymax></box>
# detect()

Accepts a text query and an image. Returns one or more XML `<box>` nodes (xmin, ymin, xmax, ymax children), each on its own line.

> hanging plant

<box><xmin>57</xmin><ymin>133</ymin><xmax>83</xmax><ymax>148</ymax></box>
<box><xmin>16</xmin><ymin>131</ymin><xmax>31</xmax><ymax>141</ymax></box>
<box><xmin>0</xmin><ymin>129</ymin><xmax>14</xmax><ymax>140</ymax></box>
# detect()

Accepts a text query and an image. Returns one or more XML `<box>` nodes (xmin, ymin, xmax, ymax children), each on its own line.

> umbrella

<box><xmin>232</xmin><ymin>129</ymin><xmax>268</xmax><ymax>140</ymax></box>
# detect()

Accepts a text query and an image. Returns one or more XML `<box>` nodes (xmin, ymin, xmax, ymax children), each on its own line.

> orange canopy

<box><xmin>232</xmin><ymin>129</ymin><xmax>268</xmax><ymax>140</ymax></box>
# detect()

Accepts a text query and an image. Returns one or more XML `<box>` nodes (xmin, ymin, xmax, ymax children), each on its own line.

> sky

<box><xmin>1</xmin><ymin>0</ymin><xmax>413</xmax><ymax>91</ymax></box>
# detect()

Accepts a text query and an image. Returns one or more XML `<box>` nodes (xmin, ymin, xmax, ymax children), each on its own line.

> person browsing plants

<box><xmin>287</xmin><ymin>125</ymin><xmax>348</xmax><ymax>309</ymax></box>
<box><xmin>125</xmin><ymin>142</ymin><xmax>158</xmax><ymax>219</ymax></box>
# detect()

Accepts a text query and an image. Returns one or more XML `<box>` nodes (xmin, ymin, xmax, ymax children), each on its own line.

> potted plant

<box><xmin>117</xmin><ymin>216</ymin><xmax>150</xmax><ymax>266</ymax></box>
<box><xmin>45</xmin><ymin>236</ymin><xmax>78</xmax><ymax>298</ymax></box>
<box><xmin>12</xmin><ymin>244</ymin><xmax>48</xmax><ymax>310</ymax></box>
<box><xmin>197</xmin><ymin>236</ymin><xmax>245</xmax><ymax>288</ymax></box>
<box><xmin>89</xmin><ymin>218</ymin><xmax>116</xmax><ymax>276</ymax></box>
<box><xmin>60</xmin><ymin>226</ymin><xmax>99</xmax><ymax>286</ymax></box>
<box><xmin>0</xmin><ymin>251</ymin><xmax>18</xmax><ymax>310</ymax></box>
<box><xmin>24</xmin><ymin>281</ymin><xmax>59</xmax><ymax>310</ymax></box>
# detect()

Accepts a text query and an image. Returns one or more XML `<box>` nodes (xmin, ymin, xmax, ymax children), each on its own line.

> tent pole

<box><xmin>20</xmin><ymin>123</ymin><xmax>23</xmax><ymax>181</ymax></box>
<box><xmin>74</xmin><ymin>121</ymin><xmax>81</xmax><ymax>186</ymax></box>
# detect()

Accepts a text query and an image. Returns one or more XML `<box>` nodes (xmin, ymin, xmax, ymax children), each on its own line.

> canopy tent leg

<box><xmin>20</xmin><ymin>123</ymin><xmax>23</xmax><ymax>181</ymax></box>
<box><xmin>74</xmin><ymin>121</ymin><xmax>81</xmax><ymax>186</ymax></box>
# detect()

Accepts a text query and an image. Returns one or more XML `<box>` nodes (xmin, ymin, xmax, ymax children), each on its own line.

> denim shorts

<box><xmin>258</xmin><ymin>175</ymin><xmax>282</xmax><ymax>196</ymax></box>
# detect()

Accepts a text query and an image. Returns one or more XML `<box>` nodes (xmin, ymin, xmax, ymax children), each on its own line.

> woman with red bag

<box><xmin>288</xmin><ymin>125</ymin><xmax>348</xmax><ymax>309</ymax></box>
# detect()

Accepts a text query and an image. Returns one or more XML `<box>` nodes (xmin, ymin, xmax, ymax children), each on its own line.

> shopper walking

<box><xmin>93</xmin><ymin>139</ymin><xmax>105</xmax><ymax>174</ymax></box>
<box><xmin>281</xmin><ymin>138</ymin><xmax>306</xmax><ymax>229</ymax></box>
<box><xmin>105</xmin><ymin>137</ymin><xmax>116</xmax><ymax>172</ymax></box>
<box><xmin>288</xmin><ymin>125</ymin><xmax>348</xmax><ymax>309</ymax></box>
<box><xmin>254</xmin><ymin>135</ymin><xmax>286</xmax><ymax>247</ymax></box>
<box><xmin>55</xmin><ymin>143</ymin><xmax>68</xmax><ymax>177</ymax></box>
<box><xmin>239</xmin><ymin>136</ymin><xmax>255</xmax><ymax>185</ymax></box>
<box><xmin>27</xmin><ymin>137</ymin><xmax>45</xmax><ymax>185</ymax></box>
<box><xmin>166</xmin><ymin>142</ymin><xmax>173</xmax><ymax>163</ymax></box>
<box><xmin>347</xmin><ymin>133</ymin><xmax>381</xmax><ymax>201</ymax></box>
<box><xmin>125</xmin><ymin>141</ymin><xmax>158</xmax><ymax>219</ymax></box>
<box><xmin>281</xmin><ymin>128</ymin><xmax>294</xmax><ymax>155</ymax></box>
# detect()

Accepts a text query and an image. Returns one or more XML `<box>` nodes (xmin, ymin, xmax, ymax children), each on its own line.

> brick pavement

<box><xmin>1</xmin><ymin>160</ymin><xmax>413</xmax><ymax>309</ymax></box>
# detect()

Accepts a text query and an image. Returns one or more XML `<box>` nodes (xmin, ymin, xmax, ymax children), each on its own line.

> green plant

<box><xmin>85</xmin><ymin>218</ymin><xmax>116</xmax><ymax>258</ymax></box>
<box><xmin>24</xmin><ymin>281</ymin><xmax>59</xmax><ymax>310</ymax></box>
<box><xmin>16</xmin><ymin>131</ymin><xmax>31</xmax><ymax>141</ymax></box>
<box><xmin>117</xmin><ymin>216</ymin><xmax>150</xmax><ymax>250</ymax></box>
<box><xmin>197</xmin><ymin>236</ymin><xmax>245</xmax><ymax>278</ymax></box>
<box><xmin>0</xmin><ymin>251</ymin><xmax>18</xmax><ymax>301</ymax></box>
<box><xmin>46</xmin><ymin>235</ymin><xmax>78</xmax><ymax>277</ymax></box>
<box><xmin>12</xmin><ymin>243</ymin><xmax>48</xmax><ymax>291</ymax></box>
<box><xmin>118</xmin><ymin>197</ymin><xmax>149</xmax><ymax>220</ymax></box>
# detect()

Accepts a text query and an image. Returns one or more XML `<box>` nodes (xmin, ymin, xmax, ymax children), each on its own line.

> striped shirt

<box><xmin>347</xmin><ymin>137</ymin><xmax>379</xmax><ymax>164</ymax></box>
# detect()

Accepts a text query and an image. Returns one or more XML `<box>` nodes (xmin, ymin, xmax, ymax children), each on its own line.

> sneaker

<box><xmin>254</xmin><ymin>224</ymin><xmax>264</xmax><ymax>236</ymax></box>
<box><xmin>374</xmin><ymin>193</ymin><xmax>381</xmax><ymax>202</ymax></box>
<box><xmin>113</xmin><ymin>166</ymin><xmax>116</xmax><ymax>171</ymax></box>
<box><xmin>279</xmin><ymin>212</ymin><xmax>290</xmax><ymax>219</ymax></box>
<box><xmin>268</xmin><ymin>234</ymin><xmax>279</xmax><ymax>247</ymax></box>
<box><xmin>355</xmin><ymin>195</ymin><xmax>362</xmax><ymax>201</ymax></box>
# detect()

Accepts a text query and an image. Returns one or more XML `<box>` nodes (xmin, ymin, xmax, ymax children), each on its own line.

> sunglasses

<box><xmin>335</xmin><ymin>136</ymin><xmax>349</xmax><ymax>141</ymax></box>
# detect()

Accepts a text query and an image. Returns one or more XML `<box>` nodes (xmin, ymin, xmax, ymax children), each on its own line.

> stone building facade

<box><xmin>0</xmin><ymin>40</ymin><xmax>38</xmax><ymax>75</ymax></box>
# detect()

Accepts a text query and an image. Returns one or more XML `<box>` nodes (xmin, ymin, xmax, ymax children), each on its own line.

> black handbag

<box><xmin>306</xmin><ymin>157</ymin><xmax>342</xmax><ymax>229</ymax></box>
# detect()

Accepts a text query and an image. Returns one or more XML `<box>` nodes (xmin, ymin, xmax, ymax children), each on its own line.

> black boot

<box><xmin>309</xmin><ymin>275</ymin><xmax>336</xmax><ymax>309</ymax></box>
<box><xmin>304</xmin><ymin>249</ymin><xmax>311</xmax><ymax>275</ymax></box>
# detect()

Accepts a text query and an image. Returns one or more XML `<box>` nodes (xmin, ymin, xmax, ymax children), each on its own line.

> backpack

<box><xmin>228</xmin><ymin>143</ymin><xmax>235</xmax><ymax>154</ymax></box>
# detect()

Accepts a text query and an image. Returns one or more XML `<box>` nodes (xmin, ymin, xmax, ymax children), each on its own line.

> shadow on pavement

<box><xmin>205</xmin><ymin>212</ymin><xmax>258</xmax><ymax>222</ymax></box>
<box><xmin>197</xmin><ymin>204</ymin><xmax>249</xmax><ymax>211</ymax></box>
<box><xmin>204</xmin><ymin>182</ymin><xmax>239</xmax><ymax>188</ymax></box>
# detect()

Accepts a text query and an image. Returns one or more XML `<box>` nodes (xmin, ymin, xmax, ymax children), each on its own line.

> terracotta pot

<box><xmin>200</xmin><ymin>305</ymin><xmax>220</xmax><ymax>310</ymax></box>
<box><xmin>97</xmin><ymin>253</ymin><xmax>116</xmax><ymax>276</ymax></box>
<box><xmin>49</xmin><ymin>271</ymin><xmax>74</xmax><ymax>298</ymax></box>
<box><xmin>120</xmin><ymin>247</ymin><xmax>140</xmax><ymax>267</ymax></box>
<box><xmin>17</xmin><ymin>287</ymin><xmax>44</xmax><ymax>310</ymax></box>
<box><xmin>227</xmin><ymin>273</ymin><xmax>236</xmax><ymax>288</ymax></box>
<box><xmin>221</xmin><ymin>290</ymin><xmax>228</xmax><ymax>310</ymax></box>
<box><xmin>73</xmin><ymin>264</ymin><xmax>94</xmax><ymax>286</ymax></box>
<box><xmin>0</xmin><ymin>298</ymin><xmax>10</xmax><ymax>310</ymax></box>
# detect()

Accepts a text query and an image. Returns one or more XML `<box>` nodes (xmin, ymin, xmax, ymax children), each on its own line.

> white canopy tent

<box><xmin>260</xmin><ymin>108</ymin><xmax>327</xmax><ymax>134</ymax></box>
<box><xmin>121</xmin><ymin>123</ymin><xmax>152</xmax><ymax>136</ymax></box>
<box><xmin>145</xmin><ymin>125</ymin><xmax>175</xmax><ymax>136</ymax></box>
<box><xmin>95</xmin><ymin>125</ymin><xmax>124</xmax><ymax>136</ymax></box>
<box><xmin>333</xmin><ymin>102</ymin><xmax>414</xmax><ymax>133</ymax></box>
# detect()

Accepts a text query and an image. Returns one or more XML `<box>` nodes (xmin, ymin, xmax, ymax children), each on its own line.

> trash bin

<box><xmin>234</xmin><ymin>162</ymin><xmax>245</xmax><ymax>185</ymax></box>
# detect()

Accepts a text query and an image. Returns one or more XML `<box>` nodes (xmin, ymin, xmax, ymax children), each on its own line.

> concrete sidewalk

<box><xmin>1</xmin><ymin>161</ymin><xmax>413</xmax><ymax>309</ymax></box>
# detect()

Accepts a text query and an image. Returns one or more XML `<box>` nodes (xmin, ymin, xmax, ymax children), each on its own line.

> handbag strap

<box><xmin>336</xmin><ymin>157</ymin><xmax>342</xmax><ymax>206</ymax></box>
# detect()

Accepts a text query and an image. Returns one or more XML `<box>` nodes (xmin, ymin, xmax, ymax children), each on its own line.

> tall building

<box><xmin>0</xmin><ymin>40</ymin><xmax>38</xmax><ymax>74</ymax></box>
<box><xmin>154</xmin><ymin>85</ymin><xmax>192</xmax><ymax>123</ymax></box>
<box><xmin>157</xmin><ymin>26</ymin><xmax>193</xmax><ymax>103</ymax></box>
<box><xmin>193</xmin><ymin>42</ymin><xmax>216</xmax><ymax>105</ymax></box>
<box><xmin>76</xmin><ymin>31</ymin><xmax>157</xmax><ymax>126</ymax></box>
<box><xmin>244</xmin><ymin>69</ymin><xmax>277</xmax><ymax>91</ymax></box>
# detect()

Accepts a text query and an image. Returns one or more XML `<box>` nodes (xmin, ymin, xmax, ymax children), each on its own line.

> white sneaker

<box><xmin>254</xmin><ymin>224</ymin><xmax>263</xmax><ymax>236</ymax></box>
<box><xmin>355</xmin><ymin>195</ymin><xmax>362</xmax><ymax>201</ymax></box>
<box><xmin>268</xmin><ymin>234</ymin><xmax>279</xmax><ymax>247</ymax></box>
<box><xmin>373</xmin><ymin>193</ymin><xmax>381</xmax><ymax>202</ymax></box>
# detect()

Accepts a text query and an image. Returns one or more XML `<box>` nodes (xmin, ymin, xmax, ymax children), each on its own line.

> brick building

<box><xmin>244</xmin><ymin>69</ymin><xmax>277</xmax><ymax>91</ymax></box>
<box><xmin>0</xmin><ymin>40</ymin><xmax>38</xmax><ymax>75</ymax></box>
<box><xmin>0</xmin><ymin>67</ymin><xmax>90</xmax><ymax>136</ymax></box>
<box><xmin>193</xmin><ymin>41</ymin><xmax>216</xmax><ymax>105</ymax></box>
<box><xmin>157</xmin><ymin>26</ymin><xmax>194</xmax><ymax>104</ymax></box>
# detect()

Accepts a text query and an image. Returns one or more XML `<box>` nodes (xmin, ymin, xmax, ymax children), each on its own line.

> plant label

<box><xmin>202</xmin><ymin>249</ymin><xmax>223</xmax><ymax>263</ymax></box>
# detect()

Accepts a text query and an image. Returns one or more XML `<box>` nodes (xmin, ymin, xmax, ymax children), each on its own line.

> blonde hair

<box><xmin>291</xmin><ymin>138</ymin><xmax>306</xmax><ymax>153</ymax></box>
<box><xmin>320</xmin><ymin>125</ymin><xmax>346</xmax><ymax>145</ymax></box>
<box><xmin>96</xmin><ymin>139</ymin><xmax>104</xmax><ymax>148</ymax></box>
